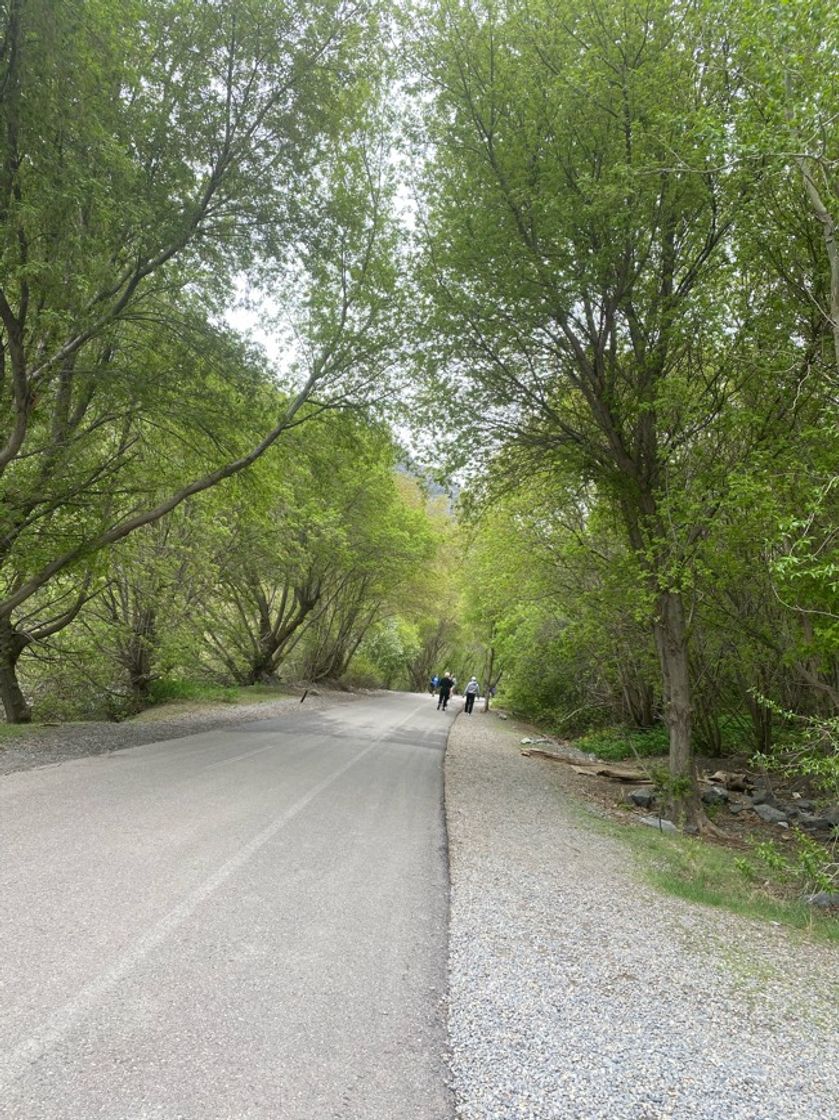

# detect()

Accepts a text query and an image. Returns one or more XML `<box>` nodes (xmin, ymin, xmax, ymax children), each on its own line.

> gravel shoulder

<box><xmin>0</xmin><ymin>689</ymin><xmax>363</xmax><ymax>776</ymax></box>
<box><xmin>445</xmin><ymin>708</ymin><xmax>839</xmax><ymax>1120</ymax></box>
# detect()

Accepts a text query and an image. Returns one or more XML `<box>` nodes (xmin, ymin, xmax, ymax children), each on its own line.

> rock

<box><xmin>628</xmin><ymin>789</ymin><xmax>655</xmax><ymax>809</ymax></box>
<box><xmin>702</xmin><ymin>786</ymin><xmax>730</xmax><ymax>807</ymax></box>
<box><xmin>824</xmin><ymin>806</ymin><xmax>839</xmax><ymax>826</ymax></box>
<box><xmin>753</xmin><ymin>803</ymin><xmax>788</xmax><ymax>824</ymax></box>
<box><xmin>806</xmin><ymin>892</ymin><xmax>839</xmax><ymax>910</ymax></box>
<box><xmin>797</xmin><ymin>814</ymin><xmax>833</xmax><ymax>832</ymax></box>
<box><xmin>520</xmin><ymin>736</ymin><xmax>549</xmax><ymax>746</ymax></box>
<box><xmin>639</xmin><ymin>815</ymin><xmax>678</xmax><ymax>833</ymax></box>
<box><xmin>750</xmin><ymin>789</ymin><xmax>776</xmax><ymax>807</ymax></box>
<box><xmin>729</xmin><ymin>801</ymin><xmax>746</xmax><ymax>815</ymax></box>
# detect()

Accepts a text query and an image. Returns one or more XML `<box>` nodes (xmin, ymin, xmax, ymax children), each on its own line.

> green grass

<box><xmin>575</xmin><ymin>724</ymin><xmax>670</xmax><ymax>761</ymax></box>
<box><xmin>592</xmin><ymin>811</ymin><xmax>839</xmax><ymax>942</ymax></box>
<box><xmin>227</xmin><ymin>683</ymin><xmax>294</xmax><ymax>702</ymax></box>
<box><xmin>501</xmin><ymin>709</ymin><xmax>838</xmax><ymax>940</ymax></box>
<box><xmin>147</xmin><ymin>679</ymin><xmax>293</xmax><ymax>707</ymax></box>
<box><xmin>0</xmin><ymin>721</ymin><xmax>48</xmax><ymax>740</ymax></box>
<box><xmin>148</xmin><ymin>679</ymin><xmax>241</xmax><ymax>705</ymax></box>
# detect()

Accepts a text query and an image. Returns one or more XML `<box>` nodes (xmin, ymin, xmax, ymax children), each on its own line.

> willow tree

<box><xmin>0</xmin><ymin>0</ymin><xmax>399</xmax><ymax>720</ymax></box>
<box><xmin>199</xmin><ymin>417</ymin><xmax>429</xmax><ymax>686</ymax></box>
<box><xmin>415</xmin><ymin>0</ymin><xmax>773</xmax><ymax>827</ymax></box>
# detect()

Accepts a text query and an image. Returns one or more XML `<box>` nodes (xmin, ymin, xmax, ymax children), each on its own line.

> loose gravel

<box><xmin>0</xmin><ymin>690</ymin><xmax>361</xmax><ymax>776</ymax></box>
<box><xmin>445</xmin><ymin>709</ymin><xmax>839</xmax><ymax>1120</ymax></box>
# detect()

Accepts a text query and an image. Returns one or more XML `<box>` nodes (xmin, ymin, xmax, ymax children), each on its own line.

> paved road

<box><xmin>0</xmin><ymin>692</ymin><xmax>454</xmax><ymax>1119</ymax></box>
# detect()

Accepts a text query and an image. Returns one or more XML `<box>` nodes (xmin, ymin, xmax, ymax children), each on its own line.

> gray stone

<box><xmin>753</xmin><ymin>803</ymin><xmax>788</xmax><ymax>824</ymax></box>
<box><xmin>750</xmin><ymin>789</ymin><xmax>776</xmax><ymax>807</ymax></box>
<box><xmin>702</xmin><ymin>786</ymin><xmax>730</xmax><ymax>807</ymax></box>
<box><xmin>728</xmin><ymin>801</ymin><xmax>746</xmax><ymax>814</ymax></box>
<box><xmin>639</xmin><ymin>815</ymin><xmax>678</xmax><ymax>833</ymax></box>
<box><xmin>628</xmin><ymin>789</ymin><xmax>655</xmax><ymax>809</ymax></box>
<box><xmin>824</xmin><ymin>806</ymin><xmax>839</xmax><ymax>826</ymax></box>
<box><xmin>797</xmin><ymin>814</ymin><xmax>832</xmax><ymax>832</ymax></box>
<box><xmin>806</xmin><ymin>892</ymin><xmax>839</xmax><ymax>909</ymax></box>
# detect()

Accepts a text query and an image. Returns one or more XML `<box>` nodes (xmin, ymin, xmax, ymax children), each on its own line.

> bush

<box><xmin>576</xmin><ymin>725</ymin><xmax>670</xmax><ymax>762</ymax></box>
<box><xmin>340</xmin><ymin>652</ymin><xmax>385</xmax><ymax>690</ymax></box>
<box><xmin>148</xmin><ymin>678</ymin><xmax>239</xmax><ymax>705</ymax></box>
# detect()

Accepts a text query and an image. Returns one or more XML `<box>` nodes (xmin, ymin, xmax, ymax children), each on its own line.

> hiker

<box><xmin>464</xmin><ymin>676</ymin><xmax>480</xmax><ymax>714</ymax></box>
<box><xmin>437</xmin><ymin>671</ymin><xmax>454</xmax><ymax>710</ymax></box>
<box><xmin>430</xmin><ymin>674</ymin><xmax>439</xmax><ymax>695</ymax></box>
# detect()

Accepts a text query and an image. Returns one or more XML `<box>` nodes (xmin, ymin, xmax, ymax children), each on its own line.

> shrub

<box><xmin>576</xmin><ymin>725</ymin><xmax>670</xmax><ymax>762</ymax></box>
<box><xmin>148</xmin><ymin>679</ymin><xmax>239</xmax><ymax>705</ymax></box>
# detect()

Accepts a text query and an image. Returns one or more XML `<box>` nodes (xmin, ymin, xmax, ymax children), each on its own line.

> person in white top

<box><xmin>464</xmin><ymin>676</ymin><xmax>480</xmax><ymax>714</ymax></box>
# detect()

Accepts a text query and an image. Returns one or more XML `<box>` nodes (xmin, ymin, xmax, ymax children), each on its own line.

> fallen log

<box><xmin>705</xmin><ymin>770</ymin><xmax>752</xmax><ymax>792</ymax></box>
<box><xmin>569</xmin><ymin>763</ymin><xmax>651</xmax><ymax>782</ymax></box>
<box><xmin>520</xmin><ymin>747</ymin><xmax>576</xmax><ymax>763</ymax></box>
<box><xmin>519</xmin><ymin>747</ymin><xmax>652</xmax><ymax>782</ymax></box>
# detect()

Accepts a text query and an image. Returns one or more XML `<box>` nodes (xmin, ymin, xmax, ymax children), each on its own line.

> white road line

<box><xmin>203</xmin><ymin>740</ymin><xmax>288</xmax><ymax>769</ymax></box>
<box><xmin>0</xmin><ymin>701</ymin><xmax>427</xmax><ymax>1092</ymax></box>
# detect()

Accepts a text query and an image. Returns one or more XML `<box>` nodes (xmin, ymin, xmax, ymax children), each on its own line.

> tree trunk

<box><xmin>123</xmin><ymin>603</ymin><xmax>156</xmax><ymax>709</ymax></box>
<box><xmin>245</xmin><ymin>643</ymin><xmax>279</xmax><ymax>686</ymax></box>
<box><xmin>653</xmin><ymin>590</ymin><xmax>704</xmax><ymax>829</ymax></box>
<box><xmin>0</xmin><ymin>615</ymin><xmax>31</xmax><ymax>723</ymax></box>
<box><xmin>481</xmin><ymin>647</ymin><xmax>503</xmax><ymax>712</ymax></box>
<box><xmin>746</xmin><ymin>691</ymin><xmax>773</xmax><ymax>754</ymax></box>
<box><xmin>622</xmin><ymin>675</ymin><xmax>656</xmax><ymax>729</ymax></box>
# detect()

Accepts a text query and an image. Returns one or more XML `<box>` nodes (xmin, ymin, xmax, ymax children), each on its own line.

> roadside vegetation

<box><xmin>607</xmin><ymin>816</ymin><xmax>839</xmax><ymax>944</ymax></box>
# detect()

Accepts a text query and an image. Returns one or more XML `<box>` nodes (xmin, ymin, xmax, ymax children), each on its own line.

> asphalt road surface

<box><xmin>0</xmin><ymin>692</ymin><xmax>454</xmax><ymax>1119</ymax></box>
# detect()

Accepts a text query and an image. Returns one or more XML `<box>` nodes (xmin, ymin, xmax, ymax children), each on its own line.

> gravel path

<box><xmin>445</xmin><ymin>709</ymin><xmax>839</xmax><ymax>1120</ymax></box>
<box><xmin>0</xmin><ymin>689</ymin><xmax>362</xmax><ymax>776</ymax></box>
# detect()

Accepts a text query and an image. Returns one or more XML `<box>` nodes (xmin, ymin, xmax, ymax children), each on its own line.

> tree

<box><xmin>294</xmin><ymin>436</ymin><xmax>435</xmax><ymax>682</ymax></box>
<box><xmin>0</xmin><ymin>0</ymin><xmax>400</xmax><ymax>719</ymax></box>
<box><xmin>414</xmin><ymin>0</ymin><xmax>782</xmax><ymax>825</ymax></box>
<box><xmin>458</xmin><ymin>465</ymin><xmax>658</xmax><ymax>728</ymax></box>
<box><xmin>200</xmin><ymin>416</ymin><xmax>433</xmax><ymax>686</ymax></box>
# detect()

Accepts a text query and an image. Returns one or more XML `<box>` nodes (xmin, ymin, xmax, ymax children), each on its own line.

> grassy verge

<box><xmin>501</xmin><ymin>712</ymin><xmax>835</xmax><ymax>939</ymax></box>
<box><xmin>496</xmin><ymin>710</ymin><xmax>838</xmax><ymax>942</ymax></box>
<box><xmin>584</xmin><ymin>808</ymin><xmax>839</xmax><ymax>943</ymax></box>
<box><xmin>0</xmin><ymin>721</ymin><xmax>50</xmax><ymax>741</ymax></box>
<box><xmin>147</xmin><ymin>680</ymin><xmax>294</xmax><ymax>707</ymax></box>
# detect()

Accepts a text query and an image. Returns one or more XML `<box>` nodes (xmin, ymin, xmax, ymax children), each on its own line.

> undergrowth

<box><xmin>149</xmin><ymin>679</ymin><xmax>241</xmax><ymax>705</ymax></box>
<box><xmin>147</xmin><ymin>680</ymin><xmax>291</xmax><ymax>707</ymax></box>
<box><xmin>587</xmin><ymin>810</ymin><xmax>838</xmax><ymax>942</ymax></box>
<box><xmin>575</xmin><ymin>725</ymin><xmax>670</xmax><ymax>761</ymax></box>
